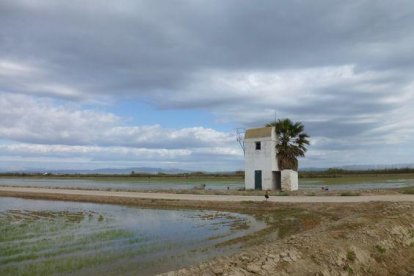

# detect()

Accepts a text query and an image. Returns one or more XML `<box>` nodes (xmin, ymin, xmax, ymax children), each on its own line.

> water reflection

<box><xmin>1</xmin><ymin>177</ymin><xmax>413</xmax><ymax>191</ymax></box>
<box><xmin>299</xmin><ymin>179</ymin><xmax>414</xmax><ymax>190</ymax></box>
<box><xmin>0</xmin><ymin>177</ymin><xmax>243</xmax><ymax>190</ymax></box>
<box><xmin>0</xmin><ymin>197</ymin><xmax>264</xmax><ymax>276</ymax></box>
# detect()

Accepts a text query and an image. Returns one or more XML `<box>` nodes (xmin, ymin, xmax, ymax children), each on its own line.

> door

<box><xmin>274</xmin><ymin>171</ymin><xmax>282</xmax><ymax>190</ymax></box>
<box><xmin>254</xmin><ymin>170</ymin><xmax>262</xmax><ymax>190</ymax></box>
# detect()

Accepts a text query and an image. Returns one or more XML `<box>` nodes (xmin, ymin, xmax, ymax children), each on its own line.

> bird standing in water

<box><xmin>264</xmin><ymin>190</ymin><xmax>269</xmax><ymax>201</ymax></box>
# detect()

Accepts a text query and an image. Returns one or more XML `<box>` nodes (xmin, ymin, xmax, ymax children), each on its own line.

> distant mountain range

<box><xmin>0</xmin><ymin>167</ymin><xmax>190</xmax><ymax>175</ymax></box>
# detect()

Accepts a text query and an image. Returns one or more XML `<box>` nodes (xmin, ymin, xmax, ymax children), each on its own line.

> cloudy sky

<box><xmin>1</xmin><ymin>0</ymin><xmax>414</xmax><ymax>171</ymax></box>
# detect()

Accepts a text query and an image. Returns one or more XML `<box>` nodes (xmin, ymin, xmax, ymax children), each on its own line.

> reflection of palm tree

<box><xmin>266</xmin><ymin>119</ymin><xmax>310</xmax><ymax>171</ymax></box>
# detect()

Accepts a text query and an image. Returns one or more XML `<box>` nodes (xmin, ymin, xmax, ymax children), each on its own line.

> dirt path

<box><xmin>0</xmin><ymin>186</ymin><xmax>413</xmax><ymax>203</ymax></box>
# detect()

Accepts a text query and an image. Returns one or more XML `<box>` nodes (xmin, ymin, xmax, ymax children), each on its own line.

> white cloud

<box><xmin>0</xmin><ymin>58</ymin><xmax>92</xmax><ymax>101</ymax></box>
<box><xmin>0</xmin><ymin>93</ymin><xmax>237</xmax><ymax>149</ymax></box>
<box><xmin>158</xmin><ymin>65</ymin><xmax>409</xmax><ymax>129</ymax></box>
<box><xmin>0</xmin><ymin>143</ymin><xmax>191</xmax><ymax>159</ymax></box>
<box><xmin>0</xmin><ymin>143</ymin><xmax>243</xmax><ymax>171</ymax></box>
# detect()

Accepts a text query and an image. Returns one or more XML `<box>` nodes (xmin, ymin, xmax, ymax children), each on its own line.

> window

<box><xmin>255</xmin><ymin>141</ymin><xmax>261</xmax><ymax>150</ymax></box>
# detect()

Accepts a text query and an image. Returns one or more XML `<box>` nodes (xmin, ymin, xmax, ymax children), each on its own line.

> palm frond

<box><xmin>267</xmin><ymin>118</ymin><xmax>310</xmax><ymax>171</ymax></box>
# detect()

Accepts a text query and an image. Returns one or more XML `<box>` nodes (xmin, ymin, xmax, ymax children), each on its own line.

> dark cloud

<box><xmin>2</xmin><ymin>0</ymin><xmax>414</xmax><ymax>97</ymax></box>
<box><xmin>304</xmin><ymin>121</ymin><xmax>376</xmax><ymax>139</ymax></box>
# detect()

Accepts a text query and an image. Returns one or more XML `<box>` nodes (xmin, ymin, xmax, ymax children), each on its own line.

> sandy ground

<box><xmin>0</xmin><ymin>186</ymin><xmax>413</xmax><ymax>203</ymax></box>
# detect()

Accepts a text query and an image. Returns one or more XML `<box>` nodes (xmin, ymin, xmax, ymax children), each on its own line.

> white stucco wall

<box><xmin>244</xmin><ymin>127</ymin><xmax>278</xmax><ymax>190</ymax></box>
<box><xmin>281</xmin><ymin>170</ymin><xmax>298</xmax><ymax>191</ymax></box>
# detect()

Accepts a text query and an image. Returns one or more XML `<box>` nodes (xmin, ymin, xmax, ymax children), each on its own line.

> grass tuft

<box><xmin>374</xmin><ymin>245</ymin><xmax>386</xmax><ymax>254</ymax></box>
<box><xmin>346</xmin><ymin>250</ymin><xmax>356</xmax><ymax>262</ymax></box>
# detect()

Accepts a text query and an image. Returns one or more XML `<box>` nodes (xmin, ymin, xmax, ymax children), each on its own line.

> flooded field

<box><xmin>1</xmin><ymin>176</ymin><xmax>414</xmax><ymax>191</ymax></box>
<box><xmin>299</xmin><ymin>178</ymin><xmax>414</xmax><ymax>190</ymax></box>
<box><xmin>0</xmin><ymin>177</ymin><xmax>243</xmax><ymax>191</ymax></box>
<box><xmin>0</xmin><ymin>197</ymin><xmax>264</xmax><ymax>276</ymax></box>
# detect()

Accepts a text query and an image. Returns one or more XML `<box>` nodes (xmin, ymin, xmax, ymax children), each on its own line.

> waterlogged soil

<box><xmin>0</xmin><ymin>197</ymin><xmax>265</xmax><ymax>276</ymax></box>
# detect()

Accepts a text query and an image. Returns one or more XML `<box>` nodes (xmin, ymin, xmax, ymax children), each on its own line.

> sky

<box><xmin>1</xmin><ymin>0</ymin><xmax>414</xmax><ymax>171</ymax></box>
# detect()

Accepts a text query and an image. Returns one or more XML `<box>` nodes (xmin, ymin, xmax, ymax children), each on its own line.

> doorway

<box><xmin>273</xmin><ymin>171</ymin><xmax>281</xmax><ymax>190</ymax></box>
<box><xmin>254</xmin><ymin>170</ymin><xmax>262</xmax><ymax>190</ymax></box>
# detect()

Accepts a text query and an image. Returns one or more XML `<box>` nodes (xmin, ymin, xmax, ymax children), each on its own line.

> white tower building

<box><xmin>244</xmin><ymin>126</ymin><xmax>298</xmax><ymax>191</ymax></box>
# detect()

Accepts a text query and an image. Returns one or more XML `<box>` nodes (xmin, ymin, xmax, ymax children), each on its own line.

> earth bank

<box><xmin>162</xmin><ymin>202</ymin><xmax>414</xmax><ymax>276</ymax></box>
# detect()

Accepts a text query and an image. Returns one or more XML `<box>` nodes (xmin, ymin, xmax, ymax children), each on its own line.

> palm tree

<box><xmin>266</xmin><ymin>119</ymin><xmax>310</xmax><ymax>171</ymax></box>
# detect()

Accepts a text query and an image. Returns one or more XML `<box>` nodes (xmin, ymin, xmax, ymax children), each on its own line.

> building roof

<box><xmin>244</xmin><ymin>127</ymin><xmax>273</xmax><ymax>139</ymax></box>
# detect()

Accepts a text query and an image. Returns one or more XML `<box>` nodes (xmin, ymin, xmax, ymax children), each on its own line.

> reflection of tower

<box><xmin>236</xmin><ymin>128</ymin><xmax>246</xmax><ymax>155</ymax></box>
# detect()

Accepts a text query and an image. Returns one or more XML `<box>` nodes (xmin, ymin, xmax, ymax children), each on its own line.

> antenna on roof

<box><xmin>236</xmin><ymin>128</ymin><xmax>246</xmax><ymax>155</ymax></box>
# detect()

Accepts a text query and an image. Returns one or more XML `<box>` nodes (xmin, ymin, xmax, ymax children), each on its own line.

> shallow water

<box><xmin>1</xmin><ymin>177</ymin><xmax>413</xmax><ymax>191</ymax></box>
<box><xmin>299</xmin><ymin>178</ymin><xmax>414</xmax><ymax>190</ymax></box>
<box><xmin>0</xmin><ymin>197</ymin><xmax>264</xmax><ymax>276</ymax></box>
<box><xmin>0</xmin><ymin>177</ymin><xmax>244</xmax><ymax>190</ymax></box>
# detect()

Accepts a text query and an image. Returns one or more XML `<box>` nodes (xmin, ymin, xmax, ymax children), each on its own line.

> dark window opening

<box><xmin>255</xmin><ymin>141</ymin><xmax>261</xmax><ymax>150</ymax></box>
